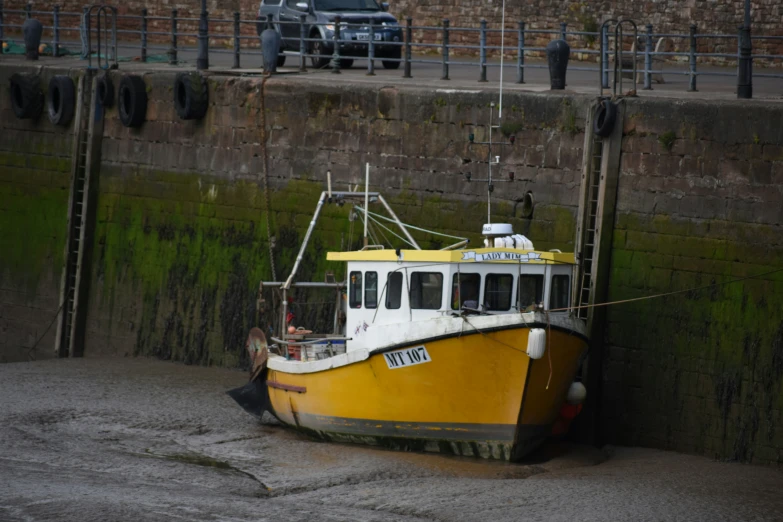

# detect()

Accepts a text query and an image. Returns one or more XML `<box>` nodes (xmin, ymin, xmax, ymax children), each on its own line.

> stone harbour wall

<box><xmin>0</xmin><ymin>63</ymin><xmax>781</xmax><ymax>465</ymax></box>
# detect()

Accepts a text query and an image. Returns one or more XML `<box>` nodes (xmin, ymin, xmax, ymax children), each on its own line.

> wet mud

<box><xmin>0</xmin><ymin>358</ymin><xmax>781</xmax><ymax>521</ymax></box>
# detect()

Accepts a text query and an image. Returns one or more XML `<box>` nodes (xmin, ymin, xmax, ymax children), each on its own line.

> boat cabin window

<box><xmin>451</xmin><ymin>273</ymin><xmax>480</xmax><ymax>310</ymax></box>
<box><xmin>385</xmin><ymin>272</ymin><xmax>403</xmax><ymax>309</ymax></box>
<box><xmin>365</xmin><ymin>271</ymin><xmax>378</xmax><ymax>309</ymax></box>
<box><xmin>410</xmin><ymin>272</ymin><xmax>443</xmax><ymax>310</ymax></box>
<box><xmin>549</xmin><ymin>274</ymin><xmax>570</xmax><ymax>310</ymax></box>
<box><xmin>518</xmin><ymin>274</ymin><xmax>544</xmax><ymax>309</ymax></box>
<box><xmin>485</xmin><ymin>273</ymin><xmax>513</xmax><ymax>311</ymax></box>
<box><xmin>349</xmin><ymin>271</ymin><xmax>362</xmax><ymax>309</ymax></box>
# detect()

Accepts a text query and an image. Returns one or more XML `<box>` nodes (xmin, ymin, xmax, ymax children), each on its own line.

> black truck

<box><xmin>256</xmin><ymin>0</ymin><xmax>403</xmax><ymax>69</ymax></box>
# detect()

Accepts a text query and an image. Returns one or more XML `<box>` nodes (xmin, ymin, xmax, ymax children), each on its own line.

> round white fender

<box><xmin>526</xmin><ymin>328</ymin><xmax>546</xmax><ymax>359</ymax></box>
<box><xmin>567</xmin><ymin>381</ymin><xmax>587</xmax><ymax>405</ymax></box>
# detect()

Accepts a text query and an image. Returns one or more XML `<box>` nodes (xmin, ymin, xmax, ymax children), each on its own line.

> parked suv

<box><xmin>256</xmin><ymin>0</ymin><xmax>403</xmax><ymax>69</ymax></box>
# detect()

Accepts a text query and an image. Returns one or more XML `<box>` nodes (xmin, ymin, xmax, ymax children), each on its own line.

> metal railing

<box><xmin>1</xmin><ymin>2</ymin><xmax>782</xmax><ymax>97</ymax></box>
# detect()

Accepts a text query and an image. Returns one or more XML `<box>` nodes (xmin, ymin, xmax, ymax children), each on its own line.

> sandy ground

<box><xmin>0</xmin><ymin>358</ymin><xmax>781</xmax><ymax>522</ymax></box>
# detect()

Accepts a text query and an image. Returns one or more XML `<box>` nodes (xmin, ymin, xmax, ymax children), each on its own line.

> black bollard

<box><xmin>261</xmin><ymin>14</ymin><xmax>281</xmax><ymax>74</ymax></box>
<box><xmin>546</xmin><ymin>39</ymin><xmax>570</xmax><ymax>90</ymax></box>
<box><xmin>23</xmin><ymin>17</ymin><xmax>43</xmax><ymax>60</ymax></box>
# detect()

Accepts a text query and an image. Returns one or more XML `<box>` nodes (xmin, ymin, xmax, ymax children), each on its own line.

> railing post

<box><xmin>403</xmin><ymin>16</ymin><xmax>412</xmax><ymax>78</ymax></box>
<box><xmin>643</xmin><ymin>23</ymin><xmax>652</xmax><ymax>90</ymax></box>
<box><xmin>84</xmin><ymin>5</ymin><xmax>91</xmax><ymax>65</ymax></box>
<box><xmin>560</xmin><ymin>21</ymin><xmax>567</xmax><ymax>41</ymax></box>
<box><xmin>330</xmin><ymin>15</ymin><xmax>341</xmax><ymax>73</ymax></box>
<box><xmin>299</xmin><ymin>14</ymin><xmax>307</xmax><ymax>71</ymax></box>
<box><xmin>140</xmin><ymin>8</ymin><xmax>148</xmax><ymax>63</ymax></box>
<box><xmin>0</xmin><ymin>0</ymin><xmax>4</xmax><ymax>56</ymax></box>
<box><xmin>737</xmin><ymin>25</ymin><xmax>752</xmax><ymax>99</ymax></box>
<box><xmin>367</xmin><ymin>23</ymin><xmax>375</xmax><ymax>75</ymax></box>
<box><xmin>478</xmin><ymin>19</ymin><xmax>487</xmax><ymax>82</ymax></box>
<box><xmin>197</xmin><ymin>1</ymin><xmax>209</xmax><ymax>70</ymax></box>
<box><xmin>53</xmin><ymin>5</ymin><xmax>60</xmax><ymax>57</ymax></box>
<box><xmin>169</xmin><ymin>8</ymin><xmax>178</xmax><ymax>65</ymax></box>
<box><xmin>688</xmin><ymin>23</ymin><xmax>697</xmax><ymax>91</ymax></box>
<box><xmin>601</xmin><ymin>24</ymin><xmax>609</xmax><ymax>88</ymax></box>
<box><xmin>441</xmin><ymin>18</ymin><xmax>449</xmax><ymax>80</ymax></box>
<box><xmin>232</xmin><ymin>11</ymin><xmax>240</xmax><ymax>69</ymax></box>
<box><xmin>25</xmin><ymin>3</ymin><xmax>31</xmax><ymax>18</ymax></box>
<box><xmin>517</xmin><ymin>20</ymin><xmax>525</xmax><ymax>83</ymax></box>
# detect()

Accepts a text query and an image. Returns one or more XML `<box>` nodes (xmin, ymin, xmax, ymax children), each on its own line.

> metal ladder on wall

<box><xmin>576</xmin><ymin>136</ymin><xmax>604</xmax><ymax>320</ymax></box>
<box><xmin>56</xmin><ymin>74</ymin><xmax>94</xmax><ymax>357</ymax></box>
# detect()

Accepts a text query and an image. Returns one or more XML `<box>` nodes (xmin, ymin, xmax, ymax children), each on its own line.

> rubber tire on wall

<box><xmin>174</xmin><ymin>72</ymin><xmax>208</xmax><ymax>121</ymax></box>
<box><xmin>97</xmin><ymin>74</ymin><xmax>115</xmax><ymax>108</ymax></box>
<box><xmin>47</xmin><ymin>75</ymin><xmax>75</xmax><ymax>126</ymax></box>
<box><xmin>9</xmin><ymin>73</ymin><xmax>43</xmax><ymax>120</ymax></box>
<box><xmin>118</xmin><ymin>75</ymin><xmax>147</xmax><ymax>128</ymax></box>
<box><xmin>593</xmin><ymin>99</ymin><xmax>617</xmax><ymax>138</ymax></box>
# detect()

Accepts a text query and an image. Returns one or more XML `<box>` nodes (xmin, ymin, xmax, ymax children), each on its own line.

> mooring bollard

<box><xmin>0</xmin><ymin>0</ymin><xmax>5</xmax><ymax>56</ymax></box>
<box><xmin>546</xmin><ymin>38</ymin><xmax>570</xmax><ymax>89</ymax></box>
<box><xmin>403</xmin><ymin>17</ymin><xmax>412</xmax><ymax>78</ymax></box>
<box><xmin>478</xmin><ymin>19</ymin><xmax>487</xmax><ymax>82</ymax></box>
<box><xmin>517</xmin><ymin>21</ymin><xmax>525</xmax><ymax>84</ymax></box>
<box><xmin>262</xmin><ymin>13</ymin><xmax>281</xmax><ymax>74</ymax></box>
<box><xmin>197</xmin><ymin>3</ymin><xmax>209</xmax><ymax>70</ymax></box>
<box><xmin>441</xmin><ymin>19</ymin><xmax>449</xmax><ymax>80</ymax></box>
<box><xmin>232</xmin><ymin>12</ymin><xmax>240</xmax><ymax>69</ymax></box>
<box><xmin>330</xmin><ymin>15</ymin><xmax>341</xmax><ymax>73</ymax></box>
<box><xmin>53</xmin><ymin>5</ymin><xmax>60</xmax><ymax>57</ymax></box>
<box><xmin>299</xmin><ymin>14</ymin><xmax>307</xmax><ymax>71</ymax></box>
<box><xmin>169</xmin><ymin>9</ymin><xmax>178</xmax><ymax>65</ymax></box>
<box><xmin>643</xmin><ymin>24</ymin><xmax>653</xmax><ymax>90</ymax></box>
<box><xmin>688</xmin><ymin>24</ymin><xmax>697</xmax><ymax>91</ymax></box>
<box><xmin>141</xmin><ymin>8</ymin><xmax>148</xmax><ymax>63</ymax></box>
<box><xmin>23</xmin><ymin>16</ymin><xmax>42</xmax><ymax>60</ymax></box>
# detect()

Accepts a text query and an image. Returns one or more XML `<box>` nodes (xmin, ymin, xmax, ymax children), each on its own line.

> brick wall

<box><xmin>0</xmin><ymin>66</ymin><xmax>75</xmax><ymax>363</ymax></box>
<box><xmin>602</xmin><ymin>98</ymin><xmax>783</xmax><ymax>465</ymax></box>
<box><xmin>3</xmin><ymin>1</ymin><xmax>781</xmax><ymax>62</ymax></box>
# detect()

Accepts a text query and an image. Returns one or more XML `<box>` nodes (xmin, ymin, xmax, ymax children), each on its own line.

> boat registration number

<box><xmin>383</xmin><ymin>345</ymin><xmax>431</xmax><ymax>369</ymax></box>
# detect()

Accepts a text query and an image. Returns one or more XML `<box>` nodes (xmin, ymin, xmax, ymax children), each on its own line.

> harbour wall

<box><xmin>0</xmin><ymin>64</ymin><xmax>781</xmax><ymax>465</ymax></box>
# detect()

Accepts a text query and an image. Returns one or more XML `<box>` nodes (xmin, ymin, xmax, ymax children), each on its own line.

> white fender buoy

<box><xmin>526</xmin><ymin>328</ymin><xmax>546</xmax><ymax>359</ymax></box>
<box><xmin>567</xmin><ymin>382</ymin><xmax>587</xmax><ymax>404</ymax></box>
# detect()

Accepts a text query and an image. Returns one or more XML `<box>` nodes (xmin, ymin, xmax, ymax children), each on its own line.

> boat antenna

<box><xmin>498</xmin><ymin>0</ymin><xmax>506</xmax><ymax>120</ymax></box>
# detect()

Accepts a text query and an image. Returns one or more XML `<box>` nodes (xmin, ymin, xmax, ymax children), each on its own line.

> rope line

<box><xmin>260</xmin><ymin>74</ymin><xmax>276</xmax><ymax>281</ymax></box>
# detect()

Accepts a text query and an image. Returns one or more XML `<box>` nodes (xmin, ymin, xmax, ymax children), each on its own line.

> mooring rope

<box><xmin>259</xmin><ymin>74</ymin><xmax>276</xmax><ymax>282</ymax></box>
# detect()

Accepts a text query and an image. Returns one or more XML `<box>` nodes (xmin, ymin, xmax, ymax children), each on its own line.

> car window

<box><xmin>264</xmin><ymin>0</ymin><xmax>283</xmax><ymax>5</ymax></box>
<box><xmin>314</xmin><ymin>0</ymin><xmax>381</xmax><ymax>11</ymax></box>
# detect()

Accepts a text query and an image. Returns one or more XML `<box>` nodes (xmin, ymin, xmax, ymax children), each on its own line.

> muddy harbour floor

<box><xmin>0</xmin><ymin>358</ymin><xmax>781</xmax><ymax>522</ymax></box>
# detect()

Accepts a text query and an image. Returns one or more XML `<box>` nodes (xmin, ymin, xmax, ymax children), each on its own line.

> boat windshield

<box><xmin>314</xmin><ymin>0</ymin><xmax>381</xmax><ymax>11</ymax></box>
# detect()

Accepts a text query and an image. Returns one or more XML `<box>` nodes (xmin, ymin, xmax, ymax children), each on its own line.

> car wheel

<box><xmin>382</xmin><ymin>60</ymin><xmax>400</xmax><ymax>70</ymax></box>
<box><xmin>310</xmin><ymin>38</ymin><xmax>330</xmax><ymax>69</ymax></box>
<box><xmin>339</xmin><ymin>59</ymin><xmax>353</xmax><ymax>69</ymax></box>
<box><xmin>277</xmin><ymin>54</ymin><xmax>286</xmax><ymax>68</ymax></box>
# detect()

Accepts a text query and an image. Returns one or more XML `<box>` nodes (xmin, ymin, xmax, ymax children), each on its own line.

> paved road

<box><xmin>4</xmin><ymin>40</ymin><xmax>783</xmax><ymax>100</ymax></box>
<box><xmin>1</xmin><ymin>358</ymin><xmax>781</xmax><ymax>521</ymax></box>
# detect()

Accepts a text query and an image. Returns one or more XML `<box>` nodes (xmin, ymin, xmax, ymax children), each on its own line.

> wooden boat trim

<box><xmin>267</xmin><ymin>381</ymin><xmax>307</xmax><ymax>393</ymax></box>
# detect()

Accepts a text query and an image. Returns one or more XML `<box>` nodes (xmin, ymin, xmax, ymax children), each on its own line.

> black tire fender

<box><xmin>47</xmin><ymin>75</ymin><xmax>76</xmax><ymax>126</ymax></box>
<box><xmin>593</xmin><ymin>99</ymin><xmax>617</xmax><ymax>138</ymax></box>
<box><xmin>174</xmin><ymin>72</ymin><xmax>208</xmax><ymax>121</ymax></box>
<box><xmin>118</xmin><ymin>74</ymin><xmax>147</xmax><ymax>128</ymax></box>
<box><xmin>97</xmin><ymin>73</ymin><xmax>115</xmax><ymax>108</ymax></box>
<box><xmin>9</xmin><ymin>73</ymin><xmax>43</xmax><ymax>120</ymax></box>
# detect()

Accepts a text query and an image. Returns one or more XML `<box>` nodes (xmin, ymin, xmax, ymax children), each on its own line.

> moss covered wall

<box><xmin>601</xmin><ymin>98</ymin><xmax>783</xmax><ymax>466</ymax></box>
<box><xmin>0</xmin><ymin>66</ymin><xmax>76</xmax><ymax>363</ymax></box>
<box><xmin>82</xmin><ymin>72</ymin><xmax>588</xmax><ymax>366</ymax></box>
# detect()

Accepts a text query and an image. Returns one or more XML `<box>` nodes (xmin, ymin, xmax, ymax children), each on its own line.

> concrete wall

<box><xmin>0</xmin><ymin>67</ymin><xmax>75</xmax><ymax>363</ymax></box>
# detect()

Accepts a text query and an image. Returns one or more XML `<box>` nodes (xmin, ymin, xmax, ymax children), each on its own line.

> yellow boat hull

<box><xmin>263</xmin><ymin>323</ymin><xmax>587</xmax><ymax>461</ymax></box>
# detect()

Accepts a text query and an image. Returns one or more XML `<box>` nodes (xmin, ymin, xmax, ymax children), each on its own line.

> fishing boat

<box><xmin>229</xmin><ymin>170</ymin><xmax>589</xmax><ymax>461</ymax></box>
